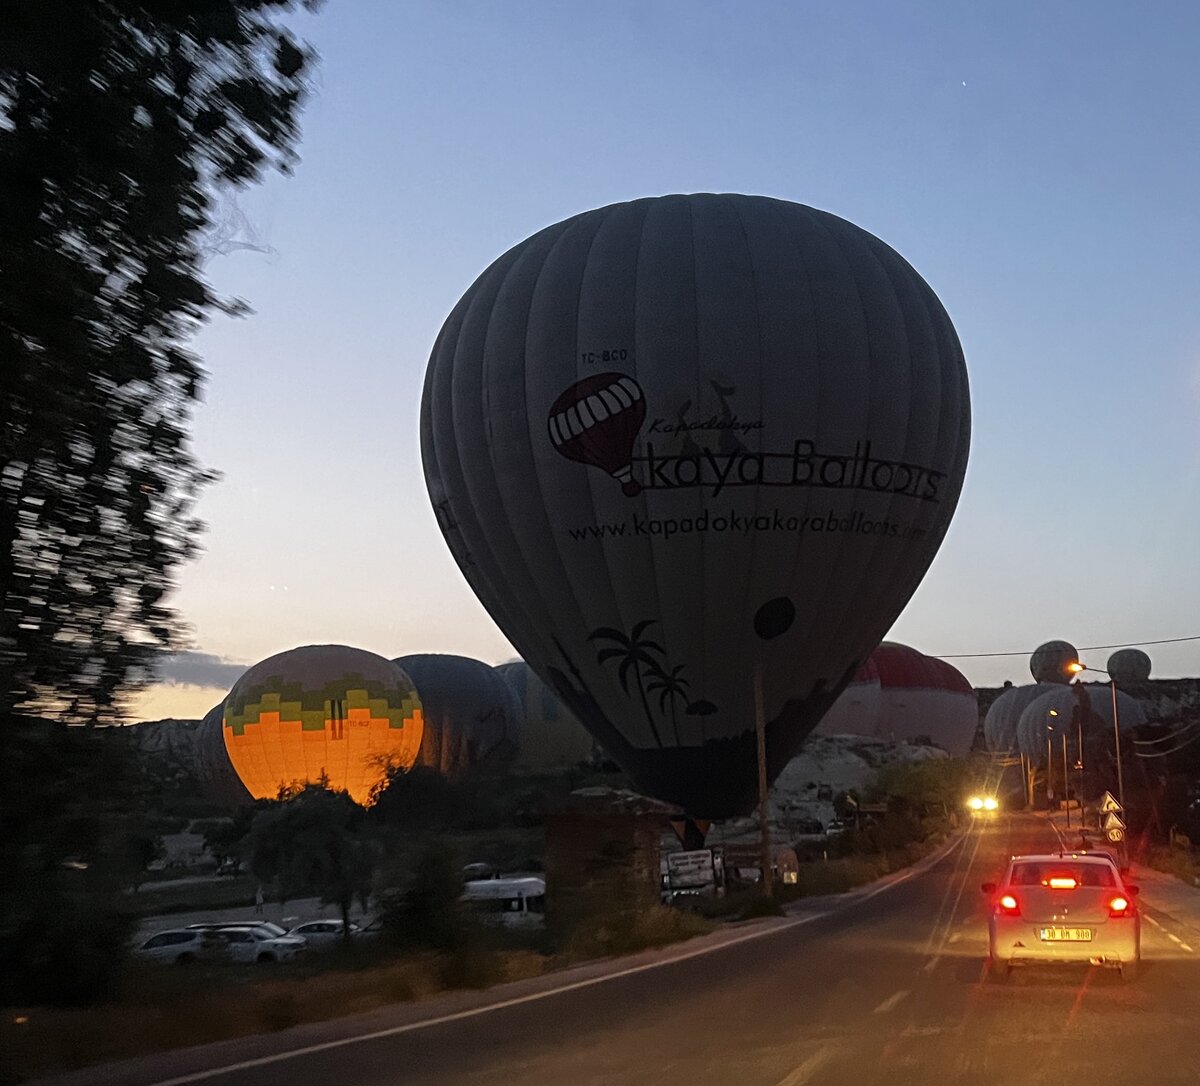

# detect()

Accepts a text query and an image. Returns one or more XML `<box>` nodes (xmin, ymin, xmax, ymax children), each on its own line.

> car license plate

<box><xmin>1039</xmin><ymin>927</ymin><xmax>1092</xmax><ymax>942</ymax></box>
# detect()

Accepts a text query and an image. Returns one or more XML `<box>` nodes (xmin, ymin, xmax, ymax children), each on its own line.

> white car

<box><xmin>187</xmin><ymin>920</ymin><xmax>290</xmax><ymax>939</ymax></box>
<box><xmin>286</xmin><ymin>919</ymin><xmax>363</xmax><ymax>946</ymax></box>
<box><xmin>983</xmin><ymin>853</ymin><xmax>1141</xmax><ymax>980</ymax></box>
<box><xmin>134</xmin><ymin>928</ymin><xmax>218</xmax><ymax>965</ymax></box>
<box><xmin>215</xmin><ymin>926</ymin><xmax>307</xmax><ymax>963</ymax></box>
<box><xmin>461</xmin><ymin>876</ymin><xmax>546</xmax><ymax>928</ymax></box>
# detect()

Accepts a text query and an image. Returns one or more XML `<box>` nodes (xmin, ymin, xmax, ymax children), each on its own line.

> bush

<box><xmin>381</xmin><ymin>843</ymin><xmax>467</xmax><ymax>951</ymax></box>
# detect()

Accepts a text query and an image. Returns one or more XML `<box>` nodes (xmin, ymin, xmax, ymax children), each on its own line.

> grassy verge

<box><xmin>120</xmin><ymin>876</ymin><xmax>259</xmax><ymax>918</ymax></box>
<box><xmin>1142</xmin><ymin>844</ymin><xmax>1200</xmax><ymax>885</ymax></box>
<box><xmin>0</xmin><ymin>907</ymin><xmax>709</xmax><ymax>1082</ymax></box>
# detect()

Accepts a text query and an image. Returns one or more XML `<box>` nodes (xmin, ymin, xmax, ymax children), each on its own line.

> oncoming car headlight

<box><xmin>967</xmin><ymin>795</ymin><xmax>999</xmax><ymax>812</ymax></box>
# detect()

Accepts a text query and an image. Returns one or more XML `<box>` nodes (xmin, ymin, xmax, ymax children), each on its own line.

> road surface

<box><xmin>40</xmin><ymin>813</ymin><xmax>1200</xmax><ymax>1085</ymax></box>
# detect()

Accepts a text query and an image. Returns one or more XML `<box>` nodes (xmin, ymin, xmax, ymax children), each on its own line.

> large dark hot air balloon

<box><xmin>422</xmin><ymin>193</ymin><xmax>971</xmax><ymax>818</ymax></box>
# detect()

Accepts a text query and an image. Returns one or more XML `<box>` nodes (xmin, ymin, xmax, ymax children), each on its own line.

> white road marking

<box><xmin>1180</xmin><ymin>943</ymin><xmax>1195</xmax><ymax>953</ymax></box>
<box><xmin>948</xmin><ymin>931</ymin><xmax>962</xmax><ymax>944</ymax></box>
<box><xmin>1146</xmin><ymin>915</ymin><xmax>1163</xmax><ymax>929</ymax></box>
<box><xmin>873</xmin><ymin>990</ymin><xmax>909</xmax><ymax>1014</ymax></box>
<box><xmin>1168</xmin><ymin>932</ymin><xmax>1183</xmax><ymax>945</ymax></box>
<box><xmin>922</xmin><ymin>956</ymin><xmax>940</xmax><ymax>973</ymax></box>
<box><xmin>775</xmin><ymin>1044</ymin><xmax>838</xmax><ymax>1086</ymax></box>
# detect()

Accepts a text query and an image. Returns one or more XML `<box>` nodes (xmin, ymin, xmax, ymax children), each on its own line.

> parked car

<box><xmin>286</xmin><ymin>919</ymin><xmax>363</xmax><ymax>946</ymax></box>
<box><xmin>133</xmin><ymin>928</ymin><xmax>222</xmax><ymax>965</ymax></box>
<box><xmin>214</xmin><ymin>926</ymin><xmax>307</xmax><ymax>963</ymax></box>
<box><xmin>460</xmin><ymin>876</ymin><xmax>546</xmax><ymax>927</ymax></box>
<box><xmin>188</xmin><ymin>920</ymin><xmax>291</xmax><ymax>939</ymax></box>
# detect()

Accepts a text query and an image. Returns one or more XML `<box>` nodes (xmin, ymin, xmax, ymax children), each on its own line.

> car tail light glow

<box><xmin>1109</xmin><ymin>895</ymin><xmax>1130</xmax><ymax>917</ymax></box>
<box><xmin>998</xmin><ymin>893</ymin><xmax>1020</xmax><ymax>916</ymax></box>
<box><xmin>1048</xmin><ymin>877</ymin><xmax>1078</xmax><ymax>889</ymax></box>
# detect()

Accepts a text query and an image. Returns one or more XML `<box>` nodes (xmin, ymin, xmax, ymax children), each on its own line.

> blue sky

<box><xmin>138</xmin><ymin>0</ymin><xmax>1200</xmax><ymax>718</ymax></box>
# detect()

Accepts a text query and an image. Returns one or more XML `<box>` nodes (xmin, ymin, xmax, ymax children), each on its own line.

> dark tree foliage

<box><xmin>1</xmin><ymin>721</ymin><xmax>159</xmax><ymax>1005</ymax></box>
<box><xmin>247</xmin><ymin>783</ymin><xmax>379</xmax><ymax>938</ymax></box>
<box><xmin>0</xmin><ymin>1</ymin><xmax>317</xmax><ymax>722</ymax></box>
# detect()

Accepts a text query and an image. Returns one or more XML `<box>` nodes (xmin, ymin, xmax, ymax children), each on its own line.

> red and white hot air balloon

<box><xmin>547</xmin><ymin>373</ymin><xmax>645</xmax><ymax>496</ymax></box>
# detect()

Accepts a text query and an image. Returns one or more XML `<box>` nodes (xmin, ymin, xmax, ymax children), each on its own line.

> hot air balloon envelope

<box><xmin>223</xmin><ymin>645</ymin><xmax>424</xmax><ymax>805</ymax></box>
<box><xmin>422</xmin><ymin>193</ymin><xmax>971</xmax><ymax>817</ymax></box>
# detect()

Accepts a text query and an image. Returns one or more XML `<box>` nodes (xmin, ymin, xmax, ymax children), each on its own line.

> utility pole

<box><xmin>754</xmin><ymin>666</ymin><xmax>773</xmax><ymax>897</ymax></box>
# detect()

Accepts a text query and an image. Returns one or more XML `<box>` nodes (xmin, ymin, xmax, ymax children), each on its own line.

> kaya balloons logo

<box><xmin>548</xmin><ymin>373</ymin><xmax>646</xmax><ymax>496</ymax></box>
<box><xmin>549</xmin><ymin>372</ymin><xmax>947</xmax><ymax>507</ymax></box>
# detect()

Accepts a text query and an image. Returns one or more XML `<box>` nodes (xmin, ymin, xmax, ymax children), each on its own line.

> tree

<box><xmin>247</xmin><ymin>784</ymin><xmax>378</xmax><ymax>938</ymax></box>
<box><xmin>1</xmin><ymin>721</ymin><xmax>159</xmax><ymax>1004</ymax></box>
<box><xmin>0</xmin><ymin>1</ymin><xmax>318</xmax><ymax>723</ymax></box>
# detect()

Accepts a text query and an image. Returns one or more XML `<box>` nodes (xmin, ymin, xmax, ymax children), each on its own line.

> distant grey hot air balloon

<box><xmin>194</xmin><ymin>702</ymin><xmax>252</xmax><ymax>807</ymax></box>
<box><xmin>422</xmin><ymin>193</ymin><xmax>971</xmax><ymax>818</ymax></box>
<box><xmin>1030</xmin><ymin>640</ymin><xmax>1079</xmax><ymax>684</ymax></box>
<box><xmin>1015</xmin><ymin>685</ymin><xmax>1146</xmax><ymax>760</ymax></box>
<box><xmin>496</xmin><ymin>660</ymin><xmax>597</xmax><ymax>769</ymax></box>
<box><xmin>984</xmin><ymin>683</ymin><xmax>1065</xmax><ymax>753</ymax></box>
<box><xmin>395</xmin><ymin>654</ymin><xmax>520</xmax><ymax>776</ymax></box>
<box><xmin>1107</xmin><ymin>648</ymin><xmax>1152</xmax><ymax>685</ymax></box>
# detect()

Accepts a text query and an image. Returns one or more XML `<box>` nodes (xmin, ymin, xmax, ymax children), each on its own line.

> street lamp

<box><xmin>1046</xmin><ymin>711</ymin><xmax>1057</xmax><ymax>810</ymax></box>
<box><xmin>1068</xmin><ymin>661</ymin><xmax>1124</xmax><ymax>810</ymax></box>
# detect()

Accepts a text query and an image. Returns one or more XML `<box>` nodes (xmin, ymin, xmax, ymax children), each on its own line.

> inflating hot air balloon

<box><xmin>983</xmin><ymin>683</ymin><xmax>1066</xmax><ymax>753</ymax></box>
<box><xmin>394</xmin><ymin>654</ymin><xmax>519</xmax><ymax>776</ymax></box>
<box><xmin>812</xmin><ymin>658</ymin><xmax>882</xmax><ymax>738</ymax></box>
<box><xmin>1015</xmin><ymin>684</ymin><xmax>1145</xmax><ymax>760</ymax></box>
<box><xmin>1107</xmin><ymin>648</ymin><xmax>1152</xmax><ymax>685</ymax></box>
<box><xmin>222</xmin><ymin>645</ymin><xmax>424</xmax><ymax>805</ymax></box>
<box><xmin>870</xmin><ymin>643</ymin><xmax>978</xmax><ymax>756</ymax></box>
<box><xmin>422</xmin><ymin>193</ymin><xmax>971</xmax><ymax>817</ymax></box>
<box><xmin>1030</xmin><ymin>640</ymin><xmax>1079</xmax><ymax>684</ymax></box>
<box><xmin>496</xmin><ymin>659</ymin><xmax>598</xmax><ymax>769</ymax></box>
<box><xmin>195</xmin><ymin>702</ymin><xmax>253</xmax><ymax>806</ymax></box>
<box><xmin>813</xmin><ymin>644</ymin><xmax>977</xmax><ymax>756</ymax></box>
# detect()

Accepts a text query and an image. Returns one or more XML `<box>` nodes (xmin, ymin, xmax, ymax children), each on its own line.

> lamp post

<box><xmin>1046</xmin><ymin>719</ymin><xmax>1055</xmax><ymax>809</ymax></box>
<box><xmin>1063</xmin><ymin>732</ymin><xmax>1071</xmax><ymax>829</ymax></box>
<box><xmin>1068</xmin><ymin>662</ymin><xmax>1124</xmax><ymax>811</ymax></box>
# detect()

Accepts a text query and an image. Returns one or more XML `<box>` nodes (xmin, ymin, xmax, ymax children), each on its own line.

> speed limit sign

<box><xmin>1107</xmin><ymin>827</ymin><xmax>1125</xmax><ymax>843</ymax></box>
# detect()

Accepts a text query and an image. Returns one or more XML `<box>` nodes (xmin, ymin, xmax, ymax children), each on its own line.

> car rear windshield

<box><xmin>1010</xmin><ymin>862</ymin><xmax>1116</xmax><ymax>887</ymax></box>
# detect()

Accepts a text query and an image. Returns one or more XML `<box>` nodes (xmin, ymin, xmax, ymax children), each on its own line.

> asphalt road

<box><xmin>43</xmin><ymin>813</ymin><xmax>1200</xmax><ymax>1086</ymax></box>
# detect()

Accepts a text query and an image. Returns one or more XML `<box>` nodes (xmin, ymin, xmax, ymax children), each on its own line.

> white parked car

<box><xmin>286</xmin><ymin>919</ymin><xmax>363</xmax><ymax>946</ymax></box>
<box><xmin>215</xmin><ymin>926</ymin><xmax>307</xmax><ymax>963</ymax></box>
<box><xmin>133</xmin><ymin>928</ymin><xmax>218</xmax><ymax>965</ymax></box>
<box><xmin>461</xmin><ymin>876</ymin><xmax>546</xmax><ymax>928</ymax></box>
<box><xmin>187</xmin><ymin>920</ymin><xmax>290</xmax><ymax>939</ymax></box>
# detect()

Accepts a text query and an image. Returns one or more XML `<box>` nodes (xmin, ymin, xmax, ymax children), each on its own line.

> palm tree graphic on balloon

<box><xmin>548</xmin><ymin>373</ymin><xmax>646</xmax><ymax>495</ymax></box>
<box><xmin>589</xmin><ymin>620</ymin><xmax>716</xmax><ymax>748</ymax></box>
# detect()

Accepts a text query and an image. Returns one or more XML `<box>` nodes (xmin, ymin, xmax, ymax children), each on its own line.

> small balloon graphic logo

<box><xmin>548</xmin><ymin>373</ymin><xmax>645</xmax><ymax>495</ymax></box>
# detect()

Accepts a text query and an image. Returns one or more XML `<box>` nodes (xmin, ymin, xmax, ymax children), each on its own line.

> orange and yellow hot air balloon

<box><xmin>222</xmin><ymin>645</ymin><xmax>423</xmax><ymax>805</ymax></box>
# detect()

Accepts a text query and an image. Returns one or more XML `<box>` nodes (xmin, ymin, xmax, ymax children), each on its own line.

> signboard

<box><xmin>1100</xmin><ymin>792</ymin><xmax>1123</xmax><ymax>813</ymax></box>
<box><xmin>776</xmin><ymin>847</ymin><xmax>800</xmax><ymax>886</ymax></box>
<box><xmin>1107</xmin><ymin>828</ymin><xmax>1125</xmax><ymax>843</ymax></box>
<box><xmin>1103</xmin><ymin>812</ymin><xmax>1126</xmax><ymax>832</ymax></box>
<box><xmin>666</xmin><ymin>849</ymin><xmax>717</xmax><ymax>890</ymax></box>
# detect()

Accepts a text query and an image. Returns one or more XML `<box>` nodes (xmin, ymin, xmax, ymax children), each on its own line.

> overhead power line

<box><xmin>933</xmin><ymin>634</ymin><xmax>1200</xmax><ymax>660</ymax></box>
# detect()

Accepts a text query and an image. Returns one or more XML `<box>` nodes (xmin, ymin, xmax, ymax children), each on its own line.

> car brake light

<box><xmin>1048</xmin><ymin>877</ymin><xmax>1078</xmax><ymax>889</ymax></box>
<box><xmin>998</xmin><ymin>893</ymin><xmax>1020</xmax><ymax>916</ymax></box>
<box><xmin>1109</xmin><ymin>895</ymin><xmax>1130</xmax><ymax>917</ymax></box>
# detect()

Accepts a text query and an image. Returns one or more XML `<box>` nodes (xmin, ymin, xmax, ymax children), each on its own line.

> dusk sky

<box><xmin>136</xmin><ymin>1</ymin><xmax>1200</xmax><ymax>720</ymax></box>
